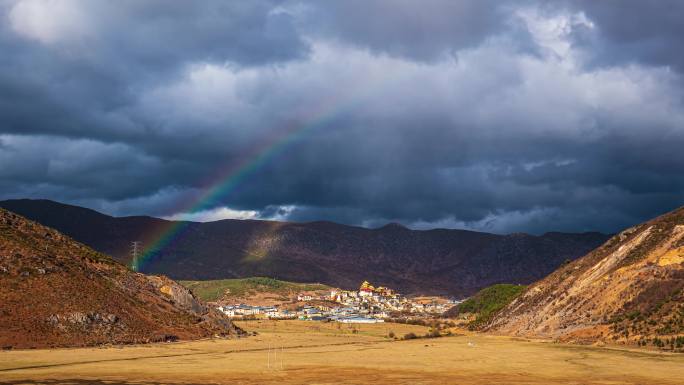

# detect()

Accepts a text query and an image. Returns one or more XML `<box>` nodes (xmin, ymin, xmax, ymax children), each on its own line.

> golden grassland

<box><xmin>1</xmin><ymin>320</ymin><xmax>684</xmax><ymax>385</ymax></box>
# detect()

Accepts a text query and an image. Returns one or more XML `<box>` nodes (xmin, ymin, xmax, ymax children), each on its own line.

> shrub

<box><xmin>403</xmin><ymin>332</ymin><xmax>418</xmax><ymax>340</ymax></box>
<box><xmin>424</xmin><ymin>329</ymin><xmax>442</xmax><ymax>338</ymax></box>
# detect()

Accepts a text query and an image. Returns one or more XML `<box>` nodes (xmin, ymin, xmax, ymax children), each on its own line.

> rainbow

<box><xmin>131</xmin><ymin>85</ymin><xmax>374</xmax><ymax>271</ymax></box>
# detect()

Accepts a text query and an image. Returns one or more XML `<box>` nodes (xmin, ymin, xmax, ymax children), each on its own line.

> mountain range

<box><xmin>0</xmin><ymin>199</ymin><xmax>609</xmax><ymax>296</ymax></box>
<box><xmin>0</xmin><ymin>207</ymin><xmax>240</xmax><ymax>349</ymax></box>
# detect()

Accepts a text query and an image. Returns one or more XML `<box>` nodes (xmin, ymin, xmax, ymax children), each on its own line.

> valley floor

<box><xmin>1</xmin><ymin>321</ymin><xmax>683</xmax><ymax>385</ymax></box>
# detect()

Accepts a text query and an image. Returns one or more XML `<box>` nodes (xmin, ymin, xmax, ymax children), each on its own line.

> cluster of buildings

<box><xmin>330</xmin><ymin>281</ymin><xmax>452</xmax><ymax>314</ymax></box>
<box><xmin>216</xmin><ymin>281</ymin><xmax>454</xmax><ymax>323</ymax></box>
<box><xmin>215</xmin><ymin>304</ymin><xmax>297</xmax><ymax>319</ymax></box>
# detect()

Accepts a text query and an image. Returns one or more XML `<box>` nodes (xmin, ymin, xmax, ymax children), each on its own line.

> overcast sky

<box><xmin>1</xmin><ymin>0</ymin><xmax>683</xmax><ymax>234</ymax></box>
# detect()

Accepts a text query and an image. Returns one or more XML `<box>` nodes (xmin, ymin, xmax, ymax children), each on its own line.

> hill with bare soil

<box><xmin>487</xmin><ymin>206</ymin><xmax>684</xmax><ymax>349</ymax></box>
<box><xmin>0</xmin><ymin>199</ymin><xmax>609</xmax><ymax>297</ymax></box>
<box><xmin>0</xmin><ymin>208</ymin><xmax>240</xmax><ymax>349</ymax></box>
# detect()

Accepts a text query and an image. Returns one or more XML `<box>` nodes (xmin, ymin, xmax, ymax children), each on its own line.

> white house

<box><xmin>217</xmin><ymin>306</ymin><xmax>236</xmax><ymax>317</ymax></box>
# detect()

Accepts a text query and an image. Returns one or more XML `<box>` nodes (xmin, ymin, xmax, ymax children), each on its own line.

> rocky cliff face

<box><xmin>487</xmin><ymin>206</ymin><xmax>684</xmax><ymax>347</ymax></box>
<box><xmin>0</xmin><ymin>199</ymin><xmax>609</xmax><ymax>296</ymax></box>
<box><xmin>0</xmin><ymin>208</ymin><xmax>241</xmax><ymax>349</ymax></box>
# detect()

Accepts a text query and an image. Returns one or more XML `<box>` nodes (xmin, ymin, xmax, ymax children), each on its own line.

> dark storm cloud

<box><xmin>561</xmin><ymin>0</ymin><xmax>684</xmax><ymax>73</ymax></box>
<box><xmin>296</xmin><ymin>0</ymin><xmax>535</xmax><ymax>61</ymax></box>
<box><xmin>1</xmin><ymin>0</ymin><xmax>684</xmax><ymax>235</ymax></box>
<box><xmin>0</xmin><ymin>0</ymin><xmax>307</xmax><ymax>141</ymax></box>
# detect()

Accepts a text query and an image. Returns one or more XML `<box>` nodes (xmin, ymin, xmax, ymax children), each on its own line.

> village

<box><xmin>216</xmin><ymin>281</ymin><xmax>458</xmax><ymax>323</ymax></box>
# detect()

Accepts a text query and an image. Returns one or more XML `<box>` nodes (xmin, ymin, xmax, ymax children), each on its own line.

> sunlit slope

<box><xmin>488</xmin><ymin>206</ymin><xmax>684</xmax><ymax>349</ymax></box>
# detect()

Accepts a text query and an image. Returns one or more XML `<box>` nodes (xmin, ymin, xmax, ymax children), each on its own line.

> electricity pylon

<box><xmin>130</xmin><ymin>241</ymin><xmax>142</xmax><ymax>272</ymax></box>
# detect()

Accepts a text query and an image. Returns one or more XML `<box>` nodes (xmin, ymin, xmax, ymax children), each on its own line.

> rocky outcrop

<box><xmin>148</xmin><ymin>275</ymin><xmax>206</xmax><ymax>314</ymax></box>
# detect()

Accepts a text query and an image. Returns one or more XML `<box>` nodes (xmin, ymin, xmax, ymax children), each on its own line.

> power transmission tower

<box><xmin>130</xmin><ymin>241</ymin><xmax>142</xmax><ymax>272</ymax></box>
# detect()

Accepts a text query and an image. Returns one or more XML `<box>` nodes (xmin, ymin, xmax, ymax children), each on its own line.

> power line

<box><xmin>266</xmin><ymin>344</ymin><xmax>284</xmax><ymax>371</ymax></box>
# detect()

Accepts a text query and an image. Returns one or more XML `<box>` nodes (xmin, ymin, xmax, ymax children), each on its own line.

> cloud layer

<box><xmin>1</xmin><ymin>0</ymin><xmax>683</xmax><ymax>234</ymax></box>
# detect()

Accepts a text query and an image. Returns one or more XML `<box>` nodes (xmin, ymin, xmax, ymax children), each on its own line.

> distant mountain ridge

<box><xmin>0</xmin><ymin>199</ymin><xmax>610</xmax><ymax>296</ymax></box>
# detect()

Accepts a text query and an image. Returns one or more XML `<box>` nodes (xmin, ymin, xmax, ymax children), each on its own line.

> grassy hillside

<box><xmin>450</xmin><ymin>284</ymin><xmax>527</xmax><ymax>328</ymax></box>
<box><xmin>180</xmin><ymin>277</ymin><xmax>332</xmax><ymax>302</ymax></box>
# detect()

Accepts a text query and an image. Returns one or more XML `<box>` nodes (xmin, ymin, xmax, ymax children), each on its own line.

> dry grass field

<box><xmin>1</xmin><ymin>320</ymin><xmax>684</xmax><ymax>385</ymax></box>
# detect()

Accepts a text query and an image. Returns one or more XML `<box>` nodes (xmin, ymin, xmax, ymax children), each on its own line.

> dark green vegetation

<box><xmin>400</xmin><ymin>326</ymin><xmax>450</xmax><ymax>341</ymax></box>
<box><xmin>180</xmin><ymin>277</ymin><xmax>331</xmax><ymax>302</ymax></box>
<box><xmin>643</xmin><ymin>336</ymin><xmax>684</xmax><ymax>351</ymax></box>
<box><xmin>450</xmin><ymin>284</ymin><xmax>527</xmax><ymax>328</ymax></box>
